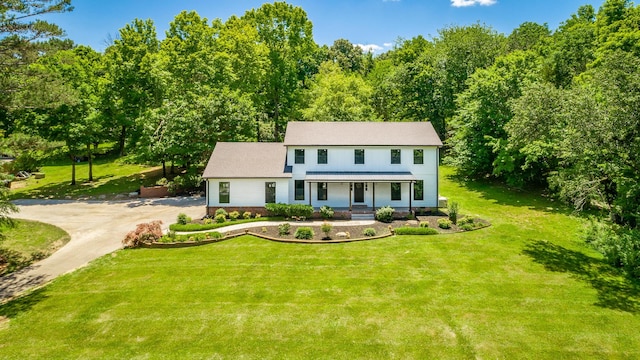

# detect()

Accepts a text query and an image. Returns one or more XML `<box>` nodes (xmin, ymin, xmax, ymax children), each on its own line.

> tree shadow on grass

<box><xmin>523</xmin><ymin>240</ymin><xmax>640</xmax><ymax>313</ymax></box>
<box><xmin>0</xmin><ymin>288</ymin><xmax>47</xmax><ymax>319</ymax></box>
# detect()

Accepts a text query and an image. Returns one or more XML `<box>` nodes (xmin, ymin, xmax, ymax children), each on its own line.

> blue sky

<box><xmin>43</xmin><ymin>0</ymin><xmax>606</xmax><ymax>53</ymax></box>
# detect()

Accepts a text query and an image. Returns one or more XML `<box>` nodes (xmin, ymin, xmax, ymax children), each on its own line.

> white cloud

<box><xmin>356</xmin><ymin>43</ymin><xmax>394</xmax><ymax>54</ymax></box>
<box><xmin>451</xmin><ymin>0</ymin><xmax>497</xmax><ymax>7</ymax></box>
<box><xmin>356</xmin><ymin>44</ymin><xmax>384</xmax><ymax>53</ymax></box>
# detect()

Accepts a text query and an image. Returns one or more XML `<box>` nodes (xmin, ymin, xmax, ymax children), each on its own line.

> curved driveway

<box><xmin>1</xmin><ymin>196</ymin><xmax>205</xmax><ymax>302</ymax></box>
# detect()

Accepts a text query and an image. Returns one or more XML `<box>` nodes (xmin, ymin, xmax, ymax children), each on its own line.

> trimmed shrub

<box><xmin>419</xmin><ymin>221</ymin><xmax>430</xmax><ymax>228</ymax></box>
<box><xmin>448</xmin><ymin>201</ymin><xmax>459</xmax><ymax>224</ymax></box>
<box><xmin>438</xmin><ymin>218</ymin><xmax>452</xmax><ymax>229</ymax></box>
<box><xmin>376</xmin><ymin>206</ymin><xmax>395</xmax><ymax>223</ymax></box>
<box><xmin>229</xmin><ymin>211</ymin><xmax>240</xmax><ymax>221</ymax></box>
<box><xmin>278</xmin><ymin>223</ymin><xmax>291</xmax><ymax>236</ymax></box>
<box><xmin>215</xmin><ymin>208</ymin><xmax>228</xmax><ymax>217</ymax></box>
<box><xmin>203</xmin><ymin>218</ymin><xmax>213</xmax><ymax>225</ymax></box>
<box><xmin>320</xmin><ymin>222</ymin><xmax>332</xmax><ymax>238</ymax></box>
<box><xmin>320</xmin><ymin>205</ymin><xmax>334</xmax><ymax>219</ymax></box>
<box><xmin>255</xmin><ymin>213</ymin><xmax>261</xmax><ymax>219</ymax></box>
<box><xmin>214</xmin><ymin>214</ymin><xmax>226</xmax><ymax>224</ymax></box>
<box><xmin>458</xmin><ymin>216</ymin><xmax>474</xmax><ymax>225</ymax></box>
<box><xmin>294</xmin><ymin>227</ymin><xmax>314</xmax><ymax>240</ymax></box>
<box><xmin>363</xmin><ymin>228</ymin><xmax>377</xmax><ymax>237</ymax></box>
<box><xmin>122</xmin><ymin>220</ymin><xmax>163</xmax><ymax>248</ymax></box>
<box><xmin>395</xmin><ymin>227</ymin><xmax>438</xmax><ymax>235</ymax></box>
<box><xmin>288</xmin><ymin>204</ymin><xmax>314</xmax><ymax>219</ymax></box>
<box><xmin>460</xmin><ymin>223</ymin><xmax>475</xmax><ymax>231</ymax></box>
<box><xmin>176</xmin><ymin>213</ymin><xmax>190</xmax><ymax>225</ymax></box>
<box><xmin>243</xmin><ymin>211</ymin><xmax>252</xmax><ymax>219</ymax></box>
<box><xmin>265</xmin><ymin>203</ymin><xmax>288</xmax><ymax>217</ymax></box>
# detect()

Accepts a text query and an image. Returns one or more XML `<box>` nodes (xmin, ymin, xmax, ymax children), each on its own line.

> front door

<box><xmin>354</xmin><ymin>182</ymin><xmax>365</xmax><ymax>203</ymax></box>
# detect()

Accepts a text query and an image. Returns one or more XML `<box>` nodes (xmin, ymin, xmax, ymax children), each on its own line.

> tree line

<box><xmin>2</xmin><ymin>1</ymin><xmax>639</xmax><ymax>235</ymax></box>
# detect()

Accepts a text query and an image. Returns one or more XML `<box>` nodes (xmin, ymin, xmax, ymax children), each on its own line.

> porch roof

<box><xmin>305</xmin><ymin>171</ymin><xmax>416</xmax><ymax>182</ymax></box>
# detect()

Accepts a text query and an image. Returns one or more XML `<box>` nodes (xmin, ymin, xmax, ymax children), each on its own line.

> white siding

<box><xmin>206</xmin><ymin>178</ymin><xmax>289</xmax><ymax>207</ymax></box>
<box><xmin>286</xmin><ymin>146</ymin><xmax>439</xmax><ymax>207</ymax></box>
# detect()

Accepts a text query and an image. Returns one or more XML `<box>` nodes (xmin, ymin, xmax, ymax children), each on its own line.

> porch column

<box><xmin>409</xmin><ymin>181</ymin><xmax>413</xmax><ymax>215</ymax></box>
<box><xmin>372</xmin><ymin>182</ymin><xmax>376</xmax><ymax>210</ymax></box>
<box><xmin>308</xmin><ymin>182</ymin><xmax>312</xmax><ymax>207</ymax></box>
<box><xmin>349</xmin><ymin>182</ymin><xmax>352</xmax><ymax>211</ymax></box>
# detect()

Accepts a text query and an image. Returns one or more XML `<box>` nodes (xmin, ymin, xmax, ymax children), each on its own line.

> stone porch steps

<box><xmin>351</xmin><ymin>213</ymin><xmax>375</xmax><ymax>220</ymax></box>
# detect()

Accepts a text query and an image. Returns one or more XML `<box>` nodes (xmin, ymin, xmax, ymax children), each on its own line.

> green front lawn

<box><xmin>1</xmin><ymin>167</ymin><xmax>639</xmax><ymax>358</ymax></box>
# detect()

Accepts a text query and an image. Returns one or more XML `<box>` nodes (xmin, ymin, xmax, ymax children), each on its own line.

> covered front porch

<box><xmin>301</xmin><ymin>171</ymin><xmax>420</xmax><ymax>214</ymax></box>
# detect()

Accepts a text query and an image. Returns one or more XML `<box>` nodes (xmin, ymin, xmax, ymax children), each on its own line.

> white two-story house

<box><xmin>203</xmin><ymin>121</ymin><xmax>443</xmax><ymax>218</ymax></box>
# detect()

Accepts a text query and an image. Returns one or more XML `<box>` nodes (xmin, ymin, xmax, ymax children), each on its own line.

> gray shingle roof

<box><xmin>202</xmin><ymin>142</ymin><xmax>291</xmax><ymax>179</ymax></box>
<box><xmin>283</xmin><ymin>121</ymin><xmax>443</xmax><ymax>146</ymax></box>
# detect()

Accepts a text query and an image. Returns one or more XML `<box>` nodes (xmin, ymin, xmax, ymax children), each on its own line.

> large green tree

<box><xmin>103</xmin><ymin>18</ymin><xmax>162</xmax><ymax>156</ymax></box>
<box><xmin>241</xmin><ymin>2</ymin><xmax>314</xmax><ymax>140</ymax></box>
<box><xmin>302</xmin><ymin>61</ymin><xmax>375</xmax><ymax>121</ymax></box>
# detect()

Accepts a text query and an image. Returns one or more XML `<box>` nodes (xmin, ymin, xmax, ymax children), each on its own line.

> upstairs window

<box><xmin>413</xmin><ymin>149</ymin><xmax>424</xmax><ymax>164</ymax></box>
<box><xmin>317</xmin><ymin>182</ymin><xmax>328</xmax><ymax>201</ymax></box>
<box><xmin>295</xmin><ymin>149</ymin><xmax>305</xmax><ymax>164</ymax></box>
<box><xmin>391</xmin><ymin>183</ymin><xmax>401</xmax><ymax>201</ymax></box>
<box><xmin>317</xmin><ymin>149</ymin><xmax>328</xmax><ymax>164</ymax></box>
<box><xmin>391</xmin><ymin>149</ymin><xmax>401</xmax><ymax>164</ymax></box>
<box><xmin>354</xmin><ymin>149</ymin><xmax>365</xmax><ymax>164</ymax></box>
<box><xmin>219</xmin><ymin>182</ymin><xmax>230</xmax><ymax>204</ymax></box>
<box><xmin>295</xmin><ymin>180</ymin><xmax>305</xmax><ymax>200</ymax></box>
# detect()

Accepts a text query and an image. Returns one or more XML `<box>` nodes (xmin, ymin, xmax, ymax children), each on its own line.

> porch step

<box><xmin>351</xmin><ymin>213</ymin><xmax>375</xmax><ymax>221</ymax></box>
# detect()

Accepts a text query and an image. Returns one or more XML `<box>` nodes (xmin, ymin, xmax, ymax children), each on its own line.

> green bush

<box><xmin>229</xmin><ymin>211</ymin><xmax>240</xmax><ymax>221</ymax></box>
<box><xmin>203</xmin><ymin>218</ymin><xmax>213</xmax><ymax>225</ymax></box>
<box><xmin>288</xmin><ymin>204</ymin><xmax>313</xmax><ymax>219</ymax></box>
<box><xmin>266</xmin><ymin>203</ymin><xmax>288</xmax><ymax>217</ymax></box>
<box><xmin>214</xmin><ymin>214</ymin><xmax>226</xmax><ymax>224</ymax></box>
<box><xmin>394</xmin><ymin>227</ymin><xmax>438</xmax><ymax>235</ymax></box>
<box><xmin>448</xmin><ymin>201</ymin><xmax>459</xmax><ymax>224</ymax></box>
<box><xmin>243</xmin><ymin>211</ymin><xmax>252</xmax><ymax>219</ymax></box>
<box><xmin>176</xmin><ymin>213</ymin><xmax>190</xmax><ymax>225</ymax></box>
<box><xmin>294</xmin><ymin>227</ymin><xmax>314</xmax><ymax>240</ymax></box>
<box><xmin>320</xmin><ymin>205</ymin><xmax>334</xmax><ymax>219</ymax></box>
<box><xmin>215</xmin><ymin>208</ymin><xmax>228</xmax><ymax>217</ymax></box>
<box><xmin>320</xmin><ymin>222</ymin><xmax>332</xmax><ymax>238</ymax></box>
<box><xmin>460</xmin><ymin>223</ymin><xmax>475</xmax><ymax>231</ymax></box>
<box><xmin>458</xmin><ymin>216</ymin><xmax>474</xmax><ymax>225</ymax></box>
<box><xmin>375</xmin><ymin>206</ymin><xmax>395</xmax><ymax>223</ymax></box>
<box><xmin>438</xmin><ymin>218</ymin><xmax>452</xmax><ymax>229</ymax></box>
<box><xmin>363</xmin><ymin>228</ymin><xmax>377</xmax><ymax>237</ymax></box>
<box><xmin>278</xmin><ymin>223</ymin><xmax>291</xmax><ymax>236</ymax></box>
<box><xmin>584</xmin><ymin>220</ymin><xmax>640</xmax><ymax>278</ymax></box>
<box><xmin>419</xmin><ymin>221</ymin><xmax>430</xmax><ymax>228</ymax></box>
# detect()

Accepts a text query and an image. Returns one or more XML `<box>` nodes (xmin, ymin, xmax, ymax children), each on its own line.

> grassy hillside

<box><xmin>1</xmin><ymin>167</ymin><xmax>638</xmax><ymax>359</ymax></box>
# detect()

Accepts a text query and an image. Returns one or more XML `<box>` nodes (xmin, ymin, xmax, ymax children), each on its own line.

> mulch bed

<box><xmin>242</xmin><ymin>215</ymin><xmax>486</xmax><ymax>241</ymax></box>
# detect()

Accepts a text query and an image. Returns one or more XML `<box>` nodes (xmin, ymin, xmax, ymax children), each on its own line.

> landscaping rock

<box><xmin>128</xmin><ymin>192</ymin><xmax>138</xmax><ymax>198</ymax></box>
<box><xmin>336</xmin><ymin>232</ymin><xmax>348</xmax><ymax>238</ymax></box>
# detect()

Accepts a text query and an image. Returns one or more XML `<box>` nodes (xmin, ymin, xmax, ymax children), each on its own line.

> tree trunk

<box><xmin>70</xmin><ymin>153</ymin><xmax>76</xmax><ymax>186</ymax></box>
<box><xmin>118</xmin><ymin>125</ymin><xmax>127</xmax><ymax>157</ymax></box>
<box><xmin>162</xmin><ymin>159</ymin><xmax>166</xmax><ymax>178</ymax></box>
<box><xmin>87</xmin><ymin>143</ymin><xmax>93</xmax><ymax>182</ymax></box>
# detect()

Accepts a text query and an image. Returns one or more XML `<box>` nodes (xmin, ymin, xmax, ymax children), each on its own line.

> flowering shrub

<box><xmin>122</xmin><ymin>220</ymin><xmax>163</xmax><ymax>248</ymax></box>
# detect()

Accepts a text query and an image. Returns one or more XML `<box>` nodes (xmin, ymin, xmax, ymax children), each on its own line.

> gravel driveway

<box><xmin>0</xmin><ymin>196</ymin><xmax>205</xmax><ymax>302</ymax></box>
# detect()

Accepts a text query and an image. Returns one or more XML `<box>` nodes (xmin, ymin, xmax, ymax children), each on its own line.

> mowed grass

<box><xmin>1</xmin><ymin>219</ymin><xmax>70</xmax><ymax>258</ymax></box>
<box><xmin>9</xmin><ymin>153</ymin><xmax>161</xmax><ymax>200</ymax></box>
<box><xmin>1</xmin><ymin>167</ymin><xmax>640</xmax><ymax>359</ymax></box>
